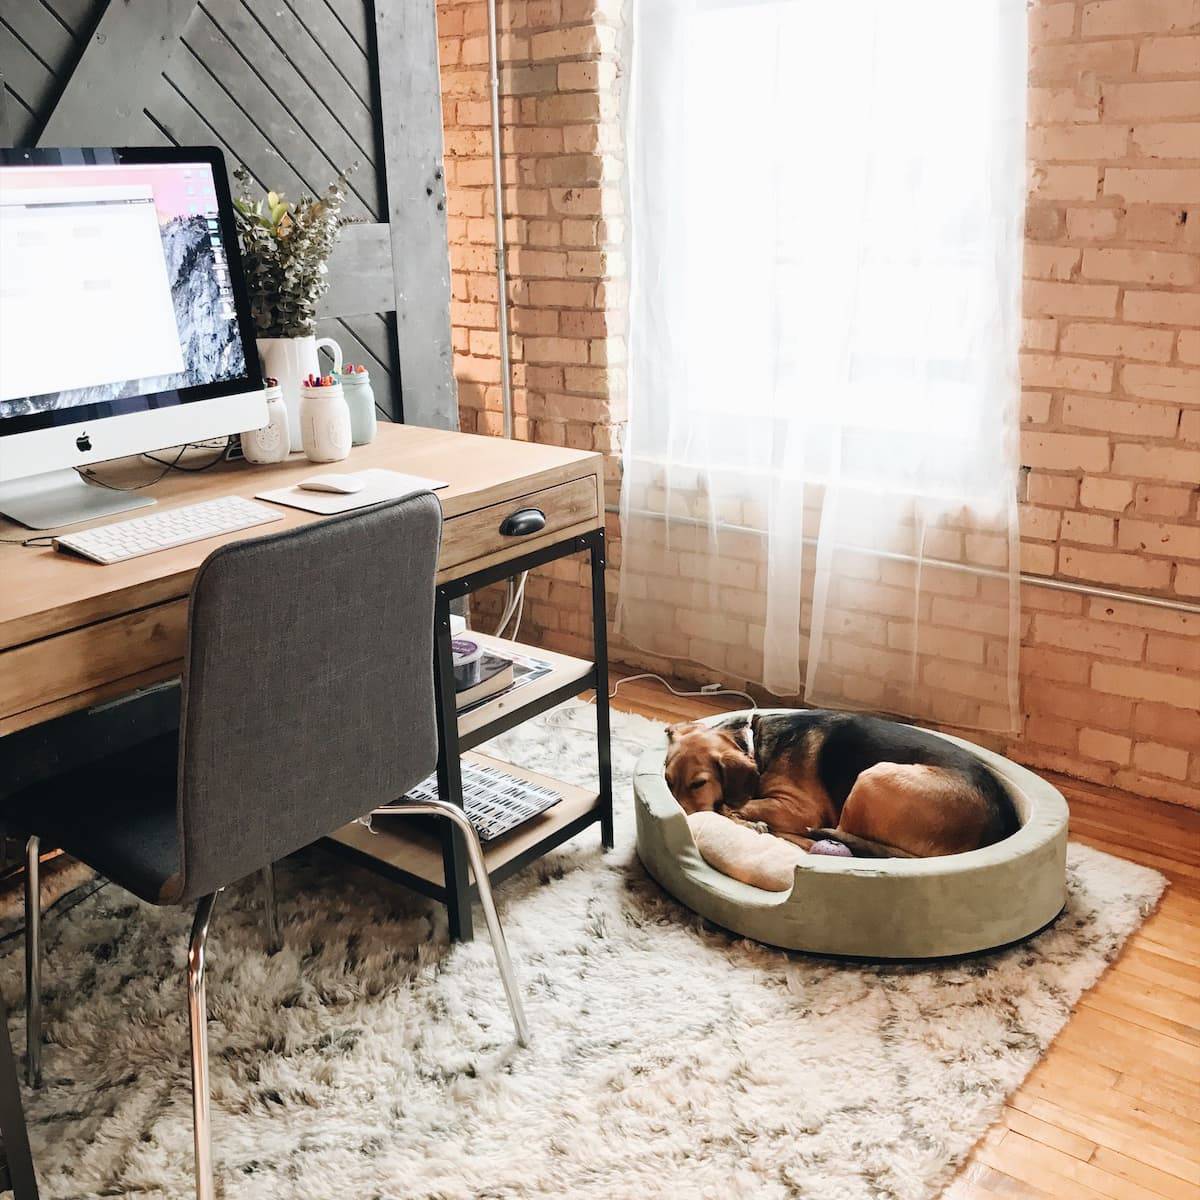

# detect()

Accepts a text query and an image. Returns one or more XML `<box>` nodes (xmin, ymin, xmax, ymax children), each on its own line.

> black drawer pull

<box><xmin>499</xmin><ymin>507</ymin><xmax>546</xmax><ymax>537</ymax></box>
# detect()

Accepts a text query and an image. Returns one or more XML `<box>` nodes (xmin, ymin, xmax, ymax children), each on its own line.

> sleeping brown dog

<box><xmin>664</xmin><ymin>710</ymin><xmax>1017</xmax><ymax>858</ymax></box>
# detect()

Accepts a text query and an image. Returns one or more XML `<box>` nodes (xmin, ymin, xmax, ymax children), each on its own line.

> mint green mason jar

<box><xmin>339</xmin><ymin>367</ymin><xmax>378</xmax><ymax>446</ymax></box>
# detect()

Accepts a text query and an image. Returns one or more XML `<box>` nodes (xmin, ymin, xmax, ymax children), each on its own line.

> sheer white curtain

<box><xmin>617</xmin><ymin>0</ymin><xmax>1027</xmax><ymax>731</ymax></box>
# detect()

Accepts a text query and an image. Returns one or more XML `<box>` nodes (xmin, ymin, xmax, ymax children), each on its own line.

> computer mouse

<box><xmin>299</xmin><ymin>473</ymin><xmax>365</xmax><ymax>495</ymax></box>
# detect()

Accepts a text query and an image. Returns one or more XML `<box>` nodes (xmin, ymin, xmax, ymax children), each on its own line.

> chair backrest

<box><xmin>175</xmin><ymin>493</ymin><xmax>442</xmax><ymax>901</ymax></box>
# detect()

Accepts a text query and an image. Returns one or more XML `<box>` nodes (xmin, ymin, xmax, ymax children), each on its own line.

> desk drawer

<box><xmin>439</xmin><ymin>476</ymin><xmax>599</xmax><ymax>574</ymax></box>
<box><xmin>0</xmin><ymin>599</ymin><xmax>187</xmax><ymax>726</ymax></box>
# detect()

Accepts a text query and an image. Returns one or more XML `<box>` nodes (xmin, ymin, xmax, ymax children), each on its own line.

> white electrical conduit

<box><xmin>612</xmin><ymin>504</ymin><xmax>1200</xmax><ymax>617</ymax></box>
<box><xmin>486</xmin><ymin>0</ymin><xmax>514</xmax><ymax>440</ymax></box>
<box><xmin>485</xmin><ymin>0</ymin><xmax>518</xmax><ymax>636</ymax></box>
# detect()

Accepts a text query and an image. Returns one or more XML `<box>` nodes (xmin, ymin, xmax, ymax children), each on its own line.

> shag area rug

<box><xmin>0</xmin><ymin>705</ymin><xmax>1165</xmax><ymax>1200</ymax></box>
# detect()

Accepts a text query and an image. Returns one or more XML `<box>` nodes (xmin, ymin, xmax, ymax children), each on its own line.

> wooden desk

<box><xmin>0</xmin><ymin>422</ymin><xmax>613</xmax><ymax>938</ymax></box>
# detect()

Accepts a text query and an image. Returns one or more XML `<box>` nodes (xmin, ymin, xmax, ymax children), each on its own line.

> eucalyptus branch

<box><xmin>232</xmin><ymin>163</ymin><xmax>360</xmax><ymax>338</ymax></box>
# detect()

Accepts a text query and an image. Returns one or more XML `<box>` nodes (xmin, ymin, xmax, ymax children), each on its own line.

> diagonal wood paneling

<box><xmin>150</xmin><ymin>0</ymin><xmax>399</xmax><ymax>413</ymax></box>
<box><xmin>0</xmin><ymin>0</ymin><xmax>84</xmax><ymax>148</ymax></box>
<box><xmin>374</xmin><ymin>0</ymin><xmax>453</xmax><ymax>429</ymax></box>
<box><xmin>316</xmin><ymin>314</ymin><xmax>396</xmax><ymax>396</ymax></box>
<box><xmin>39</xmin><ymin>0</ymin><xmax>197</xmax><ymax>146</ymax></box>
<box><xmin>198</xmin><ymin>0</ymin><xmax>380</xmax><ymax>213</ymax></box>
<box><xmin>286</xmin><ymin>0</ymin><xmax>375</xmax><ymax>111</ymax></box>
<box><xmin>238</xmin><ymin>0</ymin><xmax>377</xmax><ymax>182</ymax></box>
<box><xmin>0</xmin><ymin>23</ymin><xmax>55</xmax><ymax>146</ymax></box>
<box><xmin>2</xmin><ymin>4</ymin><xmax>75</xmax><ymax>75</ymax></box>
<box><xmin>40</xmin><ymin>0</ymin><xmax>97</xmax><ymax>35</ymax></box>
<box><xmin>0</xmin><ymin>0</ymin><xmax>99</xmax><ymax>146</ymax></box>
<box><xmin>0</xmin><ymin>0</ymin><xmax>458</xmax><ymax>427</ymax></box>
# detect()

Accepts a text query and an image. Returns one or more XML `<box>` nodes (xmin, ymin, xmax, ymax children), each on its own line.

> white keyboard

<box><xmin>54</xmin><ymin>496</ymin><xmax>283</xmax><ymax>564</ymax></box>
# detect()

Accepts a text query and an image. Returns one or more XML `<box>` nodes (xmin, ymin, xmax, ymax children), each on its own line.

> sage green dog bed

<box><xmin>634</xmin><ymin>711</ymin><xmax>1069</xmax><ymax>959</ymax></box>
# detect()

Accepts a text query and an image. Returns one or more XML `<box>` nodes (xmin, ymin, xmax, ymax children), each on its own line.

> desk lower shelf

<box><xmin>326</xmin><ymin>751</ymin><xmax>601</xmax><ymax>899</ymax></box>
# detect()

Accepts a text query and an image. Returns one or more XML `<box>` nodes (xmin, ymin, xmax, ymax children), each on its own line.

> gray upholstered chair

<box><xmin>6</xmin><ymin>494</ymin><xmax>527</xmax><ymax>1200</ymax></box>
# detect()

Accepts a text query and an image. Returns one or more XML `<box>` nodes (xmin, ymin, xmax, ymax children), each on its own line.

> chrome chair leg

<box><xmin>188</xmin><ymin>893</ymin><xmax>219</xmax><ymax>1200</ymax></box>
<box><xmin>260</xmin><ymin>865</ymin><xmax>281</xmax><ymax>954</ymax></box>
<box><xmin>23</xmin><ymin>837</ymin><xmax>41</xmax><ymax>1089</ymax></box>
<box><xmin>374</xmin><ymin>798</ymin><xmax>529</xmax><ymax>1047</ymax></box>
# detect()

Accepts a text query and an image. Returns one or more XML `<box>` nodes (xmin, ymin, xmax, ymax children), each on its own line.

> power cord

<box><xmin>539</xmin><ymin>672</ymin><xmax>757</xmax><ymax>741</ymax></box>
<box><xmin>0</xmin><ymin>533</ymin><xmax>54</xmax><ymax>547</ymax></box>
<box><xmin>1</xmin><ymin>440</ymin><xmax>231</xmax><ymax>546</ymax></box>
<box><xmin>608</xmin><ymin>672</ymin><xmax>758</xmax><ymax>710</ymax></box>
<box><xmin>0</xmin><ymin>876</ymin><xmax>110</xmax><ymax>951</ymax></box>
<box><xmin>78</xmin><ymin>444</ymin><xmax>190</xmax><ymax>492</ymax></box>
<box><xmin>81</xmin><ymin>439</ymin><xmax>230</xmax><ymax>492</ymax></box>
<box><xmin>142</xmin><ymin>438</ymin><xmax>230</xmax><ymax>472</ymax></box>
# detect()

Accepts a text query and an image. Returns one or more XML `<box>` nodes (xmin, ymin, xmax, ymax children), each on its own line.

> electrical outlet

<box><xmin>700</xmin><ymin>682</ymin><xmax>724</xmax><ymax>693</ymax></box>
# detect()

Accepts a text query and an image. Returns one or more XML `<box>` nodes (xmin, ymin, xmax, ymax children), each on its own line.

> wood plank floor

<box><xmin>604</xmin><ymin>670</ymin><xmax>1200</xmax><ymax>1200</ymax></box>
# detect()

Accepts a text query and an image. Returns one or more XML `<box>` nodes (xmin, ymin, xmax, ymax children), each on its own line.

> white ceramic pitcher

<box><xmin>256</xmin><ymin>334</ymin><xmax>343</xmax><ymax>452</ymax></box>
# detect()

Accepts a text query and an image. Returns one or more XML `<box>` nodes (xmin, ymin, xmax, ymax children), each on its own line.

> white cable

<box><xmin>507</xmin><ymin>584</ymin><xmax>526</xmax><ymax>640</ymax></box>
<box><xmin>494</xmin><ymin>572</ymin><xmax>528</xmax><ymax>639</ymax></box>
<box><xmin>609</xmin><ymin>672</ymin><xmax>757</xmax><ymax>709</ymax></box>
<box><xmin>539</xmin><ymin>672</ymin><xmax>756</xmax><ymax>742</ymax></box>
<box><xmin>493</xmin><ymin>578</ymin><xmax>518</xmax><ymax>636</ymax></box>
<box><xmin>495</xmin><ymin>581</ymin><xmax>516</xmax><ymax>634</ymax></box>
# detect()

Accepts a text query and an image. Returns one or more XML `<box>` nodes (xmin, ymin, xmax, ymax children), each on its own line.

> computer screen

<box><xmin>0</xmin><ymin>153</ymin><xmax>256</xmax><ymax>427</ymax></box>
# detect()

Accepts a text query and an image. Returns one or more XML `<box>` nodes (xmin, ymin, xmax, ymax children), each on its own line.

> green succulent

<box><xmin>232</xmin><ymin>164</ymin><xmax>359</xmax><ymax>338</ymax></box>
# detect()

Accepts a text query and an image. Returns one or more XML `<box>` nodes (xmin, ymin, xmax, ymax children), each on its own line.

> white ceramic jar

<box><xmin>299</xmin><ymin>382</ymin><xmax>352</xmax><ymax>463</ymax></box>
<box><xmin>241</xmin><ymin>379</ymin><xmax>291</xmax><ymax>464</ymax></box>
<box><xmin>257</xmin><ymin>334</ymin><xmax>343</xmax><ymax>451</ymax></box>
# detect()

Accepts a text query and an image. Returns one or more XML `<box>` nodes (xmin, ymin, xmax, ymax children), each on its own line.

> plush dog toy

<box><xmin>686</xmin><ymin>811</ymin><xmax>809</xmax><ymax>891</ymax></box>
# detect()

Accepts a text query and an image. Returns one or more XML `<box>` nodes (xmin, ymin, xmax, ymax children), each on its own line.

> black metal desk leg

<box><xmin>433</xmin><ymin>589</ymin><xmax>473</xmax><ymax>941</ymax></box>
<box><xmin>590</xmin><ymin>530</ymin><xmax>615</xmax><ymax>849</ymax></box>
<box><xmin>0</xmin><ymin>999</ymin><xmax>39</xmax><ymax>1198</ymax></box>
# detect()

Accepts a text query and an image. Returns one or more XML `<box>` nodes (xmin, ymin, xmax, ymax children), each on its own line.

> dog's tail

<box><xmin>806</xmin><ymin>828</ymin><xmax>918</xmax><ymax>859</ymax></box>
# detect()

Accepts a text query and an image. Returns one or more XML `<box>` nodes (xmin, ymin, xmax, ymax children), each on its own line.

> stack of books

<box><xmin>455</xmin><ymin>644</ymin><xmax>554</xmax><ymax>714</ymax></box>
<box><xmin>455</xmin><ymin>648</ymin><xmax>516</xmax><ymax>709</ymax></box>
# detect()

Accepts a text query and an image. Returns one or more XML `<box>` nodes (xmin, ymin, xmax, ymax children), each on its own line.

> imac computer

<box><xmin>0</xmin><ymin>147</ymin><xmax>266</xmax><ymax>529</ymax></box>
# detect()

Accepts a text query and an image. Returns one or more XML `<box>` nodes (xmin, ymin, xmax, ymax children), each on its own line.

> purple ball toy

<box><xmin>809</xmin><ymin>839</ymin><xmax>854</xmax><ymax>858</ymax></box>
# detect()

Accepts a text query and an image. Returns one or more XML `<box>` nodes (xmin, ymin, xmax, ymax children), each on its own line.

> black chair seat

<box><xmin>6</xmin><ymin>733</ymin><xmax>182</xmax><ymax>905</ymax></box>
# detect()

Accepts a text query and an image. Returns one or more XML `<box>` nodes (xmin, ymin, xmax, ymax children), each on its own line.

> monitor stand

<box><xmin>0</xmin><ymin>469</ymin><xmax>155</xmax><ymax>530</ymax></box>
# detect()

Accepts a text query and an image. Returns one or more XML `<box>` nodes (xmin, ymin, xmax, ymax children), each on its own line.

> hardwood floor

<box><xmin>604</xmin><ymin>670</ymin><xmax>1200</xmax><ymax>1200</ymax></box>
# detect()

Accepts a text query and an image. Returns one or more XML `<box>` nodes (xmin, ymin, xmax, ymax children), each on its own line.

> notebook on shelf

<box><xmin>394</xmin><ymin>761</ymin><xmax>563</xmax><ymax>842</ymax></box>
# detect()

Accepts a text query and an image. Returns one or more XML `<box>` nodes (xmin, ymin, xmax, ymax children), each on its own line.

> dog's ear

<box><xmin>718</xmin><ymin>744</ymin><xmax>758</xmax><ymax>808</ymax></box>
<box><xmin>722</xmin><ymin>720</ymin><xmax>753</xmax><ymax>757</ymax></box>
<box><xmin>666</xmin><ymin>722</ymin><xmax>696</xmax><ymax>743</ymax></box>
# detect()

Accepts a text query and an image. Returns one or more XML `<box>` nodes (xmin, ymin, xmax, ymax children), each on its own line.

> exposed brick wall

<box><xmin>437</xmin><ymin>0</ymin><xmax>1200</xmax><ymax>808</ymax></box>
<box><xmin>1017</xmin><ymin>0</ymin><xmax>1199</xmax><ymax>807</ymax></box>
<box><xmin>437</xmin><ymin>0</ymin><xmax>624</xmax><ymax>644</ymax></box>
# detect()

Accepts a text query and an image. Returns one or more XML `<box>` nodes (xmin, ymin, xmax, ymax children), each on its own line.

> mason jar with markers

<box><xmin>299</xmin><ymin>373</ymin><xmax>352</xmax><ymax>463</ymax></box>
<box><xmin>339</xmin><ymin>364</ymin><xmax>378</xmax><ymax>446</ymax></box>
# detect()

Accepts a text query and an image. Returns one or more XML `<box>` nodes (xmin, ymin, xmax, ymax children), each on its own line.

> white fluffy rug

<box><xmin>0</xmin><ymin>705</ymin><xmax>1165</xmax><ymax>1200</ymax></box>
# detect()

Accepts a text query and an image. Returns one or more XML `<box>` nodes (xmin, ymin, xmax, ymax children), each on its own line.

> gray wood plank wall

<box><xmin>0</xmin><ymin>0</ymin><xmax>458</xmax><ymax>428</ymax></box>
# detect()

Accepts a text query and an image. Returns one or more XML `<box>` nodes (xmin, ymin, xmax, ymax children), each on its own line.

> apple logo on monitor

<box><xmin>76</xmin><ymin>432</ymin><xmax>92</xmax><ymax>453</ymax></box>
